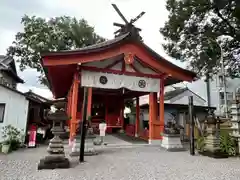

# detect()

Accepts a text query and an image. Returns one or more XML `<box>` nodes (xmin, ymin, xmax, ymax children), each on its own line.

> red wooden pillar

<box><xmin>135</xmin><ymin>96</ymin><xmax>140</xmax><ymax>137</ymax></box>
<box><xmin>120</xmin><ymin>98</ymin><xmax>124</xmax><ymax>129</ymax></box>
<box><xmin>105</xmin><ymin>96</ymin><xmax>108</xmax><ymax>125</ymax></box>
<box><xmin>87</xmin><ymin>87</ymin><xmax>92</xmax><ymax>118</ymax></box>
<box><xmin>66</xmin><ymin>86</ymin><xmax>72</xmax><ymax>125</ymax></box>
<box><xmin>149</xmin><ymin>92</ymin><xmax>157</xmax><ymax>143</ymax></box>
<box><xmin>70</xmin><ymin>72</ymin><xmax>80</xmax><ymax>140</ymax></box>
<box><xmin>105</xmin><ymin>96</ymin><xmax>111</xmax><ymax>133</ymax></box>
<box><xmin>159</xmin><ymin>78</ymin><xmax>165</xmax><ymax>139</ymax></box>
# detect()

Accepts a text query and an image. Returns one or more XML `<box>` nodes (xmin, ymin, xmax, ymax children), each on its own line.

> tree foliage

<box><xmin>160</xmin><ymin>0</ymin><xmax>240</xmax><ymax>78</ymax></box>
<box><xmin>7</xmin><ymin>15</ymin><xmax>105</xmax><ymax>85</ymax></box>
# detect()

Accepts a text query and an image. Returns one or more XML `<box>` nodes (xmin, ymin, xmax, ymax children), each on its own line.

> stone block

<box><xmin>161</xmin><ymin>134</ymin><xmax>184</xmax><ymax>151</ymax></box>
<box><xmin>38</xmin><ymin>156</ymin><xmax>70</xmax><ymax>170</ymax></box>
<box><xmin>70</xmin><ymin>138</ymin><xmax>98</xmax><ymax>156</ymax></box>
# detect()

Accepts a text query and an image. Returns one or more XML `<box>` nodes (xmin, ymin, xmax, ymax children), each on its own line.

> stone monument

<box><xmin>161</xmin><ymin>122</ymin><xmax>184</xmax><ymax>151</ymax></box>
<box><xmin>38</xmin><ymin>100</ymin><xmax>70</xmax><ymax>170</ymax></box>
<box><xmin>200</xmin><ymin>110</ymin><xmax>228</xmax><ymax>158</ymax></box>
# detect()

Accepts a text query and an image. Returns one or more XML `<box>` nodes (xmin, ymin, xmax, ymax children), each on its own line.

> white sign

<box><xmin>81</xmin><ymin>70</ymin><xmax>160</xmax><ymax>92</ymax></box>
<box><xmin>99</xmin><ymin>123</ymin><xmax>107</xmax><ymax>137</ymax></box>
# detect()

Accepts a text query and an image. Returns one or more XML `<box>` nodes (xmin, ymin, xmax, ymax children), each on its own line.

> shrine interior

<box><xmin>75</xmin><ymin>87</ymin><xmax>148</xmax><ymax>134</ymax></box>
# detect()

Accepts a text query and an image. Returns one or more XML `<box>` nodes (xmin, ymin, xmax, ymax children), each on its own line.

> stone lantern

<box><xmin>38</xmin><ymin>99</ymin><xmax>70</xmax><ymax>170</ymax></box>
<box><xmin>201</xmin><ymin>109</ymin><xmax>228</xmax><ymax>158</ymax></box>
<box><xmin>230</xmin><ymin>88</ymin><xmax>240</xmax><ymax>153</ymax></box>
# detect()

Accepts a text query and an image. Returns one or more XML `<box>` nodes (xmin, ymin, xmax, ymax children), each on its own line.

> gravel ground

<box><xmin>1</xmin><ymin>144</ymin><xmax>240</xmax><ymax>180</ymax></box>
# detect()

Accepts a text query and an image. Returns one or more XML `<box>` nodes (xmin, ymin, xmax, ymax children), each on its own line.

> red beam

<box><xmin>135</xmin><ymin>97</ymin><xmax>140</xmax><ymax>136</ymax></box>
<box><xmin>81</xmin><ymin>66</ymin><xmax>164</xmax><ymax>79</ymax></box>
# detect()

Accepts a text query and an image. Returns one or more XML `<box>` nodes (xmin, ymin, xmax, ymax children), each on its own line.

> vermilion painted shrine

<box><xmin>41</xmin><ymin>32</ymin><xmax>197</xmax><ymax>144</ymax></box>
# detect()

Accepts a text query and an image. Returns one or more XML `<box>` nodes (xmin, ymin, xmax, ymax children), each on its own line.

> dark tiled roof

<box><xmin>24</xmin><ymin>91</ymin><xmax>52</xmax><ymax>105</ymax></box>
<box><xmin>0</xmin><ymin>56</ymin><xmax>24</xmax><ymax>83</ymax></box>
<box><xmin>140</xmin><ymin>102</ymin><xmax>215</xmax><ymax>111</ymax></box>
<box><xmin>164</xmin><ymin>88</ymin><xmax>188</xmax><ymax>100</ymax></box>
<box><xmin>41</xmin><ymin>33</ymin><xmax>130</xmax><ymax>57</ymax></box>
<box><xmin>164</xmin><ymin>87</ymin><xmax>206</xmax><ymax>102</ymax></box>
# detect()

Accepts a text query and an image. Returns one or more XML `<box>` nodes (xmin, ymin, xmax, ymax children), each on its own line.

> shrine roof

<box><xmin>42</xmin><ymin>33</ymin><xmax>130</xmax><ymax>57</ymax></box>
<box><xmin>42</xmin><ymin>32</ymin><xmax>196</xmax><ymax>78</ymax></box>
<box><xmin>41</xmin><ymin>33</ymin><xmax>197</xmax><ymax>98</ymax></box>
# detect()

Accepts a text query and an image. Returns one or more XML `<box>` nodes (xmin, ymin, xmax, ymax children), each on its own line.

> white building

<box><xmin>0</xmin><ymin>85</ymin><xmax>29</xmax><ymax>142</ymax></box>
<box><xmin>0</xmin><ymin>55</ymin><xmax>52</xmax><ymax>143</ymax></box>
<box><xmin>0</xmin><ymin>55</ymin><xmax>27</xmax><ymax>142</ymax></box>
<box><xmin>187</xmin><ymin>74</ymin><xmax>240</xmax><ymax>113</ymax></box>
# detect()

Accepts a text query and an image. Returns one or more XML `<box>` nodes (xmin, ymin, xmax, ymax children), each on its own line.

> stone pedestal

<box><xmin>38</xmin><ymin>156</ymin><xmax>70</xmax><ymax>170</ymax></box>
<box><xmin>38</xmin><ymin>100</ymin><xmax>70</xmax><ymax>170</ymax></box>
<box><xmin>70</xmin><ymin>128</ymin><xmax>97</xmax><ymax>156</ymax></box>
<box><xmin>161</xmin><ymin>134</ymin><xmax>184</xmax><ymax>151</ymax></box>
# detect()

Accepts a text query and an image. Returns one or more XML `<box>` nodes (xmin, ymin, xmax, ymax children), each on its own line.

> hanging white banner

<box><xmin>81</xmin><ymin>70</ymin><xmax>160</xmax><ymax>92</ymax></box>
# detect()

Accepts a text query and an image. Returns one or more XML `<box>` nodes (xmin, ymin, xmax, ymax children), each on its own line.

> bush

<box><xmin>10</xmin><ymin>139</ymin><xmax>21</xmax><ymax>151</ymax></box>
<box><xmin>1</xmin><ymin>125</ymin><xmax>24</xmax><ymax>151</ymax></box>
<box><xmin>196</xmin><ymin>136</ymin><xmax>205</xmax><ymax>152</ymax></box>
<box><xmin>220</xmin><ymin>131</ymin><xmax>237</xmax><ymax>156</ymax></box>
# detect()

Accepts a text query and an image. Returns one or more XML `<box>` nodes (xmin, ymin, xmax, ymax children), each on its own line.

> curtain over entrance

<box><xmin>81</xmin><ymin>70</ymin><xmax>160</xmax><ymax>92</ymax></box>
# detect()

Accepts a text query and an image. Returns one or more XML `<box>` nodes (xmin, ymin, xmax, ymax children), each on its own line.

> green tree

<box><xmin>7</xmin><ymin>15</ymin><xmax>105</xmax><ymax>86</ymax></box>
<box><xmin>160</xmin><ymin>0</ymin><xmax>240</xmax><ymax>78</ymax></box>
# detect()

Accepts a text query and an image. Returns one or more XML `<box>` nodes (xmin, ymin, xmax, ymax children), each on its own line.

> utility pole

<box><xmin>79</xmin><ymin>87</ymin><xmax>88</xmax><ymax>162</ymax></box>
<box><xmin>189</xmin><ymin>96</ymin><xmax>195</xmax><ymax>155</ymax></box>
<box><xmin>220</xmin><ymin>45</ymin><xmax>228</xmax><ymax>118</ymax></box>
<box><xmin>205</xmin><ymin>72</ymin><xmax>211</xmax><ymax>107</ymax></box>
<box><xmin>208</xmin><ymin>38</ymin><xmax>228</xmax><ymax>118</ymax></box>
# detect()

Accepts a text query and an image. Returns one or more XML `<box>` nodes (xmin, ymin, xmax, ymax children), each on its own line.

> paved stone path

<box><xmin>1</xmin><ymin>138</ymin><xmax>240</xmax><ymax>180</ymax></box>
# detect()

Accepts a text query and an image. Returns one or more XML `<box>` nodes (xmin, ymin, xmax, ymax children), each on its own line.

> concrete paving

<box><xmin>102</xmin><ymin>134</ymin><xmax>133</xmax><ymax>146</ymax></box>
<box><xmin>1</xmin><ymin>136</ymin><xmax>240</xmax><ymax>180</ymax></box>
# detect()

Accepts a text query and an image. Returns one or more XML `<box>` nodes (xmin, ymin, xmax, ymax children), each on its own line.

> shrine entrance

<box><xmin>41</xmin><ymin>31</ymin><xmax>196</xmax><ymax>144</ymax></box>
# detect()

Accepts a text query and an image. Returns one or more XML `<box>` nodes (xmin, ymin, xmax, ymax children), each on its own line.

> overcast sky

<box><xmin>0</xmin><ymin>0</ymin><xmax>205</xmax><ymax>99</ymax></box>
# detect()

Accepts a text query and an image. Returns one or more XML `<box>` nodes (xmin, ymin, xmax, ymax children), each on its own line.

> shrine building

<box><xmin>41</xmin><ymin>32</ymin><xmax>197</xmax><ymax>144</ymax></box>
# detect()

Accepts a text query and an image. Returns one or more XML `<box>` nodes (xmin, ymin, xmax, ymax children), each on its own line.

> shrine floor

<box><xmin>1</xmin><ymin>136</ymin><xmax>240</xmax><ymax>180</ymax></box>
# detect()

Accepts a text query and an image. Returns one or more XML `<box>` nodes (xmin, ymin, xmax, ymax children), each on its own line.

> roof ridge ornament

<box><xmin>111</xmin><ymin>4</ymin><xmax>145</xmax><ymax>40</ymax></box>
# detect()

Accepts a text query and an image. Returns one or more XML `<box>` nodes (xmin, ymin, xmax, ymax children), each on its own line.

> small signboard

<box><xmin>28</xmin><ymin>125</ymin><xmax>37</xmax><ymax>148</ymax></box>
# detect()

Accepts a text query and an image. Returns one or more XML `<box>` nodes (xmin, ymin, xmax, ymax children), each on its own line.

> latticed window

<box><xmin>219</xmin><ymin>92</ymin><xmax>233</xmax><ymax>106</ymax></box>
